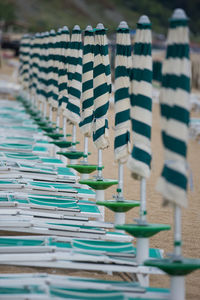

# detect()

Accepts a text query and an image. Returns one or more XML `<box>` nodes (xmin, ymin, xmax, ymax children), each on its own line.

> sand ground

<box><xmin>0</xmin><ymin>60</ymin><xmax>200</xmax><ymax>299</ymax></box>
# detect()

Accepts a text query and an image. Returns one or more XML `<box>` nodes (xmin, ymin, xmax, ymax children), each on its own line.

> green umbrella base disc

<box><xmin>144</xmin><ymin>258</ymin><xmax>200</xmax><ymax>276</ymax></box>
<box><xmin>115</xmin><ymin>223</ymin><xmax>171</xmax><ymax>238</ymax></box>
<box><xmin>34</xmin><ymin>116</ymin><xmax>43</xmax><ymax>122</ymax></box>
<box><xmin>67</xmin><ymin>164</ymin><xmax>100</xmax><ymax>174</ymax></box>
<box><xmin>45</xmin><ymin>133</ymin><xmax>64</xmax><ymax>139</ymax></box>
<box><xmin>40</xmin><ymin>126</ymin><xmax>57</xmax><ymax>133</ymax></box>
<box><xmin>79</xmin><ymin>179</ymin><xmax>118</xmax><ymax>190</ymax></box>
<box><xmin>57</xmin><ymin>151</ymin><xmax>84</xmax><ymax>159</ymax></box>
<box><xmin>54</xmin><ymin>141</ymin><xmax>80</xmax><ymax>148</ymax></box>
<box><xmin>37</xmin><ymin>121</ymin><xmax>50</xmax><ymax>126</ymax></box>
<box><xmin>96</xmin><ymin>200</ymin><xmax>140</xmax><ymax>212</ymax></box>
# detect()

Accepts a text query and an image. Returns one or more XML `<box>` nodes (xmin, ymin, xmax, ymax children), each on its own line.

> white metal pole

<box><xmin>72</xmin><ymin>125</ymin><xmax>76</xmax><ymax>151</ymax></box>
<box><xmin>96</xmin><ymin>190</ymin><xmax>105</xmax><ymax>220</ymax></box>
<box><xmin>174</xmin><ymin>205</ymin><xmax>182</xmax><ymax>257</ymax></box>
<box><xmin>83</xmin><ymin>136</ymin><xmax>88</xmax><ymax>163</ymax></box>
<box><xmin>117</xmin><ymin>163</ymin><xmax>123</xmax><ymax>198</ymax></box>
<box><xmin>49</xmin><ymin>104</ymin><xmax>53</xmax><ymax>122</ymax></box>
<box><xmin>114</xmin><ymin>213</ymin><xmax>125</xmax><ymax>225</ymax></box>
<box><xmin>171</xmin><ymin>276</ymin><xmax>185</xmax><ymax>300</ymax></box>
<box><xmin>140</xmin><ymin>177</ymin><xmax>147</xmax><ymax>222</ymax></box>
<box><xmin>56</xmin><ymin>107</ymin><xmax>60</xmax><ymax>131</ymax></box>
<box><xmin>81</xmin><ymin>173</ymin><xmax>89</xmax><ymax>179</ymax></box>
<box><xmin>63</xmin><ymin>116</ymin><xmax>67</xmax><ymax>138</ymax></box>
<box><xmin>43</xmin><ymin>101</ymin><xmax>47</xmax><ymax>118</ymax></box>
<box><xmin>39</xmin><ymin>101</ymin><xmax>43</xmax><ymax>114</ymax></box>
<box><xmin>98</xmin><ymin>149</ymin><xmax>103</xmax><ymax>178</ymax></box>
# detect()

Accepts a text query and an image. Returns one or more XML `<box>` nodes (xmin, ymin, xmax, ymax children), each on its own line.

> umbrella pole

<box><xmin>136</xmin><ymin>177</ymin><xmax>149</xmax><ymax>286</ymax></box>
<box><xmin>171</xmin><ymin>205</ymin><xmax>185</xmax><ymax>300</ymax></box>
<box><xmin>96</xmin><ymin>149</ymin><xmax>104</xmax><ymax>220</ymax></box>
<box><xmin>115</xmin><ymin>163</ymin><xmax>125</xmax><ymax>225</ymax></box>
<box><xmin>81</xmin><ymin>136</ymin><xmax>89</xmax><ymax>180</ymax></box>
<box><xmin>63</xmin><ymin>116</ymin><xmax>67</xmax><ymax>138</ymax></box>
<box><xmin>43</xmin><ymin>101</ymin><xmax>47</xmax><ymax>118</ymax></box>
<box><xmin>70</xmin><ymin>125</ymin><xmax>77</xmax><ymax>165</ymax></box>
<box><xmin>49</xmin><ymin>104</ymin><xmax>53</xmax><ymax>123</ymax></box>
<box><xmin>56</xmin><ymin>107</ymin><xmax>60</xmax><ymax>131</ymax></box>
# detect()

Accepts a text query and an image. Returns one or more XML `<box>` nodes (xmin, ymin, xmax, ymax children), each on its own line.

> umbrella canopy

<box><xmin>128</xmin><ymin>15</ymin><xmax>153</xmax><ymax>179</ymax></box>
<box><xmin>47</xmin><ymin>29</ymin><xmax>57</xmax><ymax>106</ymax></box>
<box><xmin>63</xmin><ymin>25</ymin><xmax>83</xmax><ymax>125</ymax></box>
<box><xmin>156</xmin><ymin>9</ymin><xmax>190</xmax><ymax>208</ymax></box>
<box><xmin>93</xmin><ymin>23</ymin><xmax>111</xmax><ymax>149</ymax></box>
<box><xmin>30</xmin><ymin>33</ymin><xmax>41</xmax><ymax>99</ymax></box>
<box><xmin>19</xmin><ymin>34</ymin><xmax>31</xmax><ymax>90</ymax></box>
<box><xmin>58</xmin><ymin>26</ymin><xmax>70</xmax><ymax>110</ymax></box>
<box><xmin>114</xmin><ymin>21</ymin><xmax>132</xmax><ymax>163</ymax></box>
<box><xmin>79</xmin><ymin>25</ymin><xmax>94</xmax><ymax>137</ymax></box>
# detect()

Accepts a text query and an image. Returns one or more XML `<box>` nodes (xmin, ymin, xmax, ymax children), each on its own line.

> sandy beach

<box><xmin>0</xmin><ymin>61</ymin><xmax>200</xmax><ymax>299</ymax></box>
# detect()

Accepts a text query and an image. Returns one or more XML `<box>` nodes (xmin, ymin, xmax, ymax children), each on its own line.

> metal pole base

<box><xmin>114</xmin><ymin>212</ymin><xmax>125</xmax><ymax>226</ymax></box>
<box><xmin>137</xmin><ymin>237</ymin><xmax>149</xmax><ymax>265</ymax></box>
<box><xmin>81</xmin><ymin>173</ymin><xmax>89</xmax><ymax>180</ymax></box>
<box><xmin>171</xmin><ymin>276</ymin><xmax>185</xmax><ymax>300</ymax></box>
<box><xmin>96</xmin><ymin>190</ymin><xmax>105</xmax><ymax>221</ymax></box>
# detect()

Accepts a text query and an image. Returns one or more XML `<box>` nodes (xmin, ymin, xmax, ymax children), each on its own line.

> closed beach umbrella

<box><xmin>58</xmin><ymin>26</ymin><xmax>70</xmax><ymax>110</ymax></box>
<box><xmin>114</xmin><ymin>21</ymin><xmax>131</xmax><ymax>164</ymax></box>
<box><xmin>156</xmin><ymin>9</ymin><xmax>190</xmax><ymax>208</ymax></box>
<box><xmin>128</xmin><ymin>15</ymin><xmax>152</xmax><ymax>180</ymax></box>
<box><xmin>93</xmin><ymin>23</ymin><xmax>111</xmax><ymax>150</ymax></box>
<box><xmin>80</xmin><ymin>25</ymin><xmax>94</xmax><ymax>137</ymax></box>
<box><xmin>63</xmin><ymin>25</ymin><xmax>83</xmax><ymax>125</ymax></box>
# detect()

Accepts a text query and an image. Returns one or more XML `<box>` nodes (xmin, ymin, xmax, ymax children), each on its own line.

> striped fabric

<box><xmin>128</xmin><ymin>16</ymin><xmax>153</xmax><ymax>179</ymax></box>
<box><xmin>63</xmin><ymin>25</ymin><xmax>83</xmax><ymax>125</ymax></box>
<box><xmin>47</xmin><ymin>29</ymin><xmax>57</xmax><ymax>106</ymax></box>
<box><xmin>80</xmin><ymin>25</ymin><xmax>94</xmax><ymax>137</ymax></box>
<box><xmin>156</xmin><ymin>9</ymin><xmax>190</xmax><ymax>208</ymax></box>
<box><xmin>19</xmin><ymin>34</ymin><xmax>31</xmax><ymax>90</ymax></box>
<box><xmin>114</xmin><ymin>21</ymin><xmax>131</xmax><ymax>163</ymax></box>
<box><xmin>93</xmin><ymin>23</ymin><xmax>111</xmax><ymax>149</ymax></box>
<box><xmin>30</xmin><ymin>33</ymin><xmax>41</xmax><ymax>99</ymax></box>
<box><xmin>59</xmin><ymin>26</ymin><xmax>70</xmax><ymax>110</ymax></box>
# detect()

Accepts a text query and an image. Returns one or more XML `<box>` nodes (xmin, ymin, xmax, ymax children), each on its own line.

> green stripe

<box><xmin>82</xmin><ymin>97</ymin><xmax>93</xmax><ymax>109</ymax></box>
<box><xmin>131</xmin><ymin>146</ymin><xmax>151</xmax><ymax>166</ymax></box>
<box><xmin>115</xmin><ymin>87</ymin><xmax>129</xmax><ymax>102</ymax></box>
<box><xmin>83</xmin><ymin>44</ymin><xmax>94</xmax><ymax>55</ymax></box>
<box><xmin>83</xmin><ymin>61</ymin><xmax>93</xmax><ymax>73</ymax></box>
<box><xmin>170</xmin><ymin>19</ymin><xmax>188</xmax><ymax>28</ymax></box>
<box><xmin>162</xmin><ymin>165</ymin><xmax>187</xmax><ymax>190</ymax></box>
<box><xmin>114</xmin><ymin>131</ymin><xmax>130</xmax><ymax>149</ymax></box>
<box><xmin>115</xmin><ymin>109</ymin><xmax>130</xmax><ymax>126</ymax></box>
<box><xmin>115</xmin><ymin>66</ymin><xmax>130</xmax><ymax>79</ymax></box>
<box><xmin>83</xmin><ymin>79</ymin><xmax>93</xmax><ymax>92</ymax></box>
<box><xmin>166</xmin><ymin>44</ymin><xmax>189</xmax><ymax>59</ymax></box>
<box><xmin>162</xmin><ymin>74</ymin><xmax>190</xmax><ymax>92</ymax></box>
<box><xmin>116</xmin><ymin>44</ymin><xmax>131</xmax><ymax>56</ymax></box>
<box><xmin>163</xmin><ymin>133</ymin><xmax>187</xmax><ymax>157</ymax></box>
<box><xmin>131</xmin><ymin>68</ymin><xmax>152</xmax><ymax>83</ymax></box>
<box><xmin>131</xmin><ymin>119</ymin><xmax>151</xmax><ymax>139</ymax></box>
<box><xmin>94</xmin><ymin>101</ymin><xmax>109</xmax><ymax>119</ymax></box>
<box><xmin>134</xmin><ymin>43</ymin><xmax>151</xmax><ymax>56</ymax></box>
<box><xmin>137</xmin><ymin>23</ymin><xmax>151</xmax><ymax>29</ymax></box>
<box><xmin>131</xmin><ymin>94</ymin><xmax>152</xmax><ymax>111</ymax></box>
<box><xmin>93</xmin><ymin>119</ymin><xmax>108</xmax><ymax>142</ymax></box>
<box><xmin>68</xmin><ymin>86</ymin><xmax>81</xmax><ymax>99</ymax></box>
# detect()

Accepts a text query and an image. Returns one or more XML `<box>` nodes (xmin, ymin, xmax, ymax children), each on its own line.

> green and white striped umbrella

<box><xmin>114</xmin><ymin>21</ymin><xmax>131</xmax><ymax>163</ymax></box>
<box><xmin>128</xmin><ymin>15</ymin><xmax>152</xmax><ymax>179</ymax></box>
<box><xmin>19</xmin><ymin>34</ymin><xmax>31</xmax><ymax>90</ymax></box>
<box><xmin>80</xmin><ymin>25</ymin><xmax>94</xmax><ymax>137</ymax></box>
<box><xmin>93</xmin><ymin>23</ymin><xmax>111</xmax><ymax>149</ymax></box>
<box><xmin>31</xmin><ymin>33</ymin><xmax>41</xmax><ymax>99</ymax></box>
<box><xmin>47</xmin><ymin>29</ymin><xmax>57</xmax><ymax>106</ymax></box>
<box><xmin>156</xmin><ymin>9</ymin><xmax>190</xmax><ymax>208</ymax></box>
<box><xmin>63</xmin><ymin>25</ymin><xmax>83</xmax><ymax>125</ymax></box>
<box><xmin>58</xmin><ymin>26</ymin><xmax>70</xmax><ymax>110</ymax></box>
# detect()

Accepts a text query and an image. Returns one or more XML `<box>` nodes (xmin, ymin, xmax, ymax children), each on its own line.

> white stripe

<box><xmin>131</xmin><ymin>80</ymin><xmax>152</xmax><ymax>99</ymax></box>
<box><xmin>162</xmin><ymin>57</ymin><xmax>191</xmax><ymax>77</ymax></box>
<box><xmin>133</xmin><ymin>55</ymin><xmax>152</xmax><ymax>70</ymax></box>
<box><xmin>167</xmin><ymin>26</ymin><xmax>189</xmax><ymax>45</ymax></box>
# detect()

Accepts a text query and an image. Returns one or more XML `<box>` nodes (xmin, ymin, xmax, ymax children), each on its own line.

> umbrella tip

<box><xmin>62</xmin><ymin>25</ymin><xmax>69</xmax><ymax>31</ymax></box>
<box><xmin>138</xmin><ymin>15</ymin><xmax>150</xmax><ymax>24</ymax></box>
<box><xmin>96</xmin><ymin>23</ymin><xmax>105</xmax><ymax>29</ymax></box>
<box><xmin>172</xmin><ymin>8</ymin><xmax>188</xmax><ymax>20</ymax></box>
<box><xmin>73</xmin><ymin>25</ymin><xmax>80</xmax><ymax>30</ymax></box>
<box><xmin>85</xmin><ymin>25</ymin><xmax>93</xmax><ymax>31</ymax></box>
<box><xmin>118</xmin><ymin>21</ymin><xmax>129</xmax><ymax>29</ymax></box>
<box><xmin>50</xmin><ymin>29</ymin><xmax>55</xmax><ymax>34</ymax></box>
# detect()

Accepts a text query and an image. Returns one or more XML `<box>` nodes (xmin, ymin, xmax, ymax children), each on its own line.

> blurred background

<box><xmin>0</xmin><ymin>0</ymin><xmax>200</xmax><ymax>89</ymax></box>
